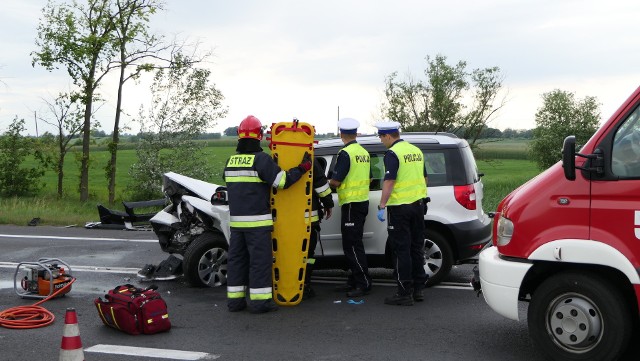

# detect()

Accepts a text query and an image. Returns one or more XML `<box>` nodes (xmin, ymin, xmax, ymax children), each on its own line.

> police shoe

<box><xmin>413</xmin><ymin>289</ymin><xmax>424</xmax><ymax>302</ymax></box>
<box><xmin>346</xmin><ymin>287</ymin><xmax>371</xmax><ymax>298</ymax></box>
<box><xmin>334</xmin><ymin>283</ymin><xmax>355</xmax><ymax>292</ymax></box>
<box><xmin>384</xmin><ymin>293</ymin><xmax>414</xmax><ymax>306</ymax></box>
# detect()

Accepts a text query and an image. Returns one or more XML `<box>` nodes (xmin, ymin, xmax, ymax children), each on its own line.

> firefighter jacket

<box><xmin>386</xmin><ymin>140</ymin><xmax>427</xmax><ymax>206</ymax></box>
<box><xmin>310</xmin><ymin>161</ymin><xmax>334</xmax><ymax>223</ymax></box>
<box><xmin>223</xmin><ymin>150</ymin><xmax>306</xmax><ymax>230</ymax></box>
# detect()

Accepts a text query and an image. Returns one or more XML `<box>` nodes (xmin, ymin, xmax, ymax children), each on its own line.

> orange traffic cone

<box><xmin>59</xmin><ymin>308</ymin><xmax>84</xmax><ymax>361</ymax></box>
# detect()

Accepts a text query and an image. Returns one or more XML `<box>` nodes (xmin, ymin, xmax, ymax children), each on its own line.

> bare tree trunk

<box><xmin>57</xmin><ymin>136</ymin><xmax>65</xmax><ymax>197</ymax></box>
<box><xmin>80</xmin><ymin>78</ymin><xmax>95</xmax><ymax>202</ymax></box>
<box><xmin>108</xmin><ymin>63</ymin><xmax>126</xmax><ymax>205</ymax></box>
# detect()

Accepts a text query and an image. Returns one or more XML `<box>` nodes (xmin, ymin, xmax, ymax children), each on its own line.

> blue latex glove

<box><xmin>377</xmin><ymin>208</ymin><xmax>385</xmax><ymax>222</ymax></box>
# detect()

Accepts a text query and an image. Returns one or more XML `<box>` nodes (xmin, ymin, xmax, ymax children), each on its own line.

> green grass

<box><xmin>474</xmin><ymin>138</ymin><xmax>531</xmax><ymax>160</ymax></box>
<box><xmin>477</xmin><ymin>159</ymin><xmax>540</xmax><ymax>213</ymax></box>
<box><xmin>1</xmin><ymin>139</ymin><xmax>539</xmax><ymax>226</ymax></box>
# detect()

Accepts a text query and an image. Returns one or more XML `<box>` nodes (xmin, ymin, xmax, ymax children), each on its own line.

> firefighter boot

<box><xmin>303</xmin><ymin>264</ymin><xmax>315</xmax><ymax>299</ymax></box>
<box><xmin>249</xmin><ymin>299</ymin><xmax>278</xmax><ymax>314</ymax></box>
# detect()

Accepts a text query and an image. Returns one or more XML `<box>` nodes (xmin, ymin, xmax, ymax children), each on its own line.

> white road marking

<box><xmin>0</xmin><ymin>233</ymin><xmax>157</xmax><ymax>243</ymax></box>
<box><xmin>0</xmin><ymin>262</ymin><xmax>140</xmax><ymax>274</ymax></box>
<box><xmin>0</xmin><ymin>261</ymin><xmax>472</xmax><ymax>289</ymax></box>
<box><xmin>85</xmin><ymin>344</ymin><xmax>219</xmax><ymax>360</ymax></box>
<box><xmin>312</xmin><ymin>278</ymin><xmax>473</xmax><ymax>290</ymax></box>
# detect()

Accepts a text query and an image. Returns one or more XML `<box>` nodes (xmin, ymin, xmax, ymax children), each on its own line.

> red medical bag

<box><xmin>94</xmin><ymin>284</ymin><xmax>171</xmax><ymax>335</ymax></box>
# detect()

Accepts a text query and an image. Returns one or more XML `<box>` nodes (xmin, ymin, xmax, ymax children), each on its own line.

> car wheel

<box><xmin>183</xmin><ymin>232</ymin><xmax>228</xmax><ymax>287</ymax></box>
<box><xmin>423</xmin><ymin>229</ymin><xmax>453</xmax><ymax>286</ymax></box>
<box><xmin>528</xmin><ymin>272</ymin><xmax>632</xmax><ymax>361</ymax></box>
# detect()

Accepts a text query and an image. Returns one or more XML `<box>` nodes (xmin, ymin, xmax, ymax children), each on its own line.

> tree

<box><xmin>128</xmin><ymin>54</ymin><xmax>227</xmax><ymax>199</ymax></box>
<box><xmin>33</xmin><ymin>0</ymin><xmax>117</xmax><ymax>202</ymax></box>
<box><xmin>0</xmin><ymin>118</ymin><xmax>46</xmax><ymax>197</ymax></box>
<box><xmin>39</xmin><ymin>92</ymin><xmax>85</xmax><ymax>197</ymax></box>
<box><xmin>382</xmin><ymin>54</ymin><xmax>505</xmax><ymax>145</ymax></box>
<box><xmin>106</xmin><ymin>0</ymin><xmax>165</xmax><ymax>205</ymax></box>
<box><xmin>529</xmin><ymin>89</ymin><xmax>600</xmax><ymax>170</ymax></box>
<box><xmin>224</xmin><ymin>126</ymin><xmax>238</xmax><ymax>136</ymax></box>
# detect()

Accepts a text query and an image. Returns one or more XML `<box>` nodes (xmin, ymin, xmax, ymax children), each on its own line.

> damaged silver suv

<box><xmin>148</xmin><ymin>132</ymin><xmax>492</xmax><ymax>287</ymax></box>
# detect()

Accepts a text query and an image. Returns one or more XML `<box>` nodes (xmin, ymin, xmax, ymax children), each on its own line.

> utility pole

<box><xmin>34</xmin><ymin>111</ymin><xmax>39</xmax><ymax>137</ymax></box>
<box><xmin>337</xmin><ymin>106</ymin><xmax>340</xmax><ymax>135</ymax></box>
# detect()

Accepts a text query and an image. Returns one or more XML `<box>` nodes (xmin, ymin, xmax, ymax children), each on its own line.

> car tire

<box><xmin>423</xmin><ymin>229</ymin><xmax>453</xmax><ymax>286</ymax></box>
<box><xmin>528</xmin><ymin>271</ymin><xmax>632</xmax><ymax>361</ymax></box>
<box><xmin>183</xmin><ymin>232</ymin><xmax>228</xmax><ymax>288</ymax></box>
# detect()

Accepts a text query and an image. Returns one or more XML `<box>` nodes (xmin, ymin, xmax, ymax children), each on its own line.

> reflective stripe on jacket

<box><xmin>224</xmin><ymin>152</ymin><xmax>280</xmax><ymax>230</ymax></box>
<box><xmin>387</xmin><ymin>141</ymin><xmax>427</xmax><ymax>206</ymax></box>
<box><xmin>337</xmin><ymin>143</ymin><xmax>370</xmax><ymax>206</ymax></box>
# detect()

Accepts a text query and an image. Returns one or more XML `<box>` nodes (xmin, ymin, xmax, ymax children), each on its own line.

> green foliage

<box><xmin>107</xmin><ymin>0</ymin><xmax>165</xmax><ymax>204</ymax></box>
<box><xmin>33</xmin><ymin>0</ymin><xmax>118</xmax><ymax>201</ymax></box>
<box><xmin>529</xmin><ymin>89</ymin><xmax>600</xmax><ymax>170</ymax></box>
<box><xmin>0</xmin><ymin>118</ymin><xmax>46</xmax><ymax>196</ymax></box>
<box><xmin>383</xmin><ymin>54</ymin><xmax>504</xmax><ymax>145</ymax></box>
<box><xmin>224</xmin><ymin>126</ymin><xmax>238</xmax><ymax>136</ymax></box>
<box><xmin>127</xmin><ymin>54</ymin><xmax>228</xmax><ymax>199</ymax></box>
<box><xmin>39</xmin><ymin>92</ymin><xmax>85</xmax><ymax>197</ymax></box>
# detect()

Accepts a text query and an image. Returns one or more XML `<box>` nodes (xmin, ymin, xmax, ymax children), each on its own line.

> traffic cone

<box><xmin>59</xmin><ymin>308</ymin><xmax>84</xmax><ymax>361</ymax></box>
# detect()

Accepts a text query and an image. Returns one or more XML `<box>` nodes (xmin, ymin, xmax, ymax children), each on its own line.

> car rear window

<box><xmin>369</xmin><ymin>149</ymin><xmax>452</xmax><ymax>191</ymax></box>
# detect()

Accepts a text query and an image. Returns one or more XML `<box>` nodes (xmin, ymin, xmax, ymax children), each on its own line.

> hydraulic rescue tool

<box><xmin>268</xmin><ymin>119</ymin><xmax>315</xmax><ymax>305</ymax></box>
<box><xmin>14</xmin><ymin>258</ymin><xmax>73</xmax><ymax>299</ymax></box>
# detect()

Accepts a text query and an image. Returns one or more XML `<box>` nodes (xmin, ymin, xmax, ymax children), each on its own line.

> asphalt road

<box><xmin>0</xmin><ymin>225</ymin><xmax>637</xmax><ymax>361</ymax></box>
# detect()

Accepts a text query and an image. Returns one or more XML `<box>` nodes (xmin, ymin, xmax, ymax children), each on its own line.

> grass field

<box><xmin>0</xmin><ymin>139</ymin><xmax>539</xmax><ymax>226</ymax></box>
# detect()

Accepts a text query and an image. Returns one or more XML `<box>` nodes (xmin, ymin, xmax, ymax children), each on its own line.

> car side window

<box><xmin>612</xmin><ymin>106</ymin><xmax>640</xmax><ymax>178</ymax></box>
<box><xmin>369</xmin><ymin>153</ymin><xmax>385</xmax><ymax>190</ymax></box>
<box><xmin>424</xmin><ymin>151</ymin><xmax>448</xmax><ymax>187</ymax></box>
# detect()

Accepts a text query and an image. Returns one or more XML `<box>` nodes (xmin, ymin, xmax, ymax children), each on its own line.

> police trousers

<box><xmin>340</xmin><ymin>201</ymin><xmax>371</xmax><ymax>289</ymax></box>
<box><xmin>387</xmin><ymin>200</ymin><xmax>427</xmax><ymax>295</ymax></box>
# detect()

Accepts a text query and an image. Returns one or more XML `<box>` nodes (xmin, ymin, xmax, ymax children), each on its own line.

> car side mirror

<box><xmin>562</xmin><ymin>136</ymin><xmax>576</xmax><ymax>181</ymax></box>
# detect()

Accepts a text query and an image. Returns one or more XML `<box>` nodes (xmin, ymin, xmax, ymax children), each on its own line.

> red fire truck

<box><xmin>476</xmin><ymin>86</ymin><xmax>640</xmax><ymax>360</ymax></box>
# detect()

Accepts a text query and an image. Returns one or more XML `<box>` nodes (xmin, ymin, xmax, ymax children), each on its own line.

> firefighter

<box><xmin>328</xmin><ymin>118</ymin><xmax>372</xmax><ymax>297</ymax></box>
<box><xmin>224</xmin><ymin>115</ymin><xmax>312</xmax><ymax>313</ymax></box>
<box><xmin>375</xmin><ymin>121</ymin><xmax>428</xmax><ymax>306</ymax></box>
<box><xmin>303</xmin><ymin>159</ymin><xmax>334</xmax><ymax>299</ymax></box>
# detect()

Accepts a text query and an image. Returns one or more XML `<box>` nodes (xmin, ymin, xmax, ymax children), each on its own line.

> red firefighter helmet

<box><xmin>238</xmin><ymin>115</ymin><xmax>264</xmax><ymax>140</ymax></box>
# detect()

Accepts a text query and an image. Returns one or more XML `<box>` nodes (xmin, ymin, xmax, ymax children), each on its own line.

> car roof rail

<box><xmin>403</xmin><ymin>132</ymin><xmax>459</xmax><ymax>138</ymax></box>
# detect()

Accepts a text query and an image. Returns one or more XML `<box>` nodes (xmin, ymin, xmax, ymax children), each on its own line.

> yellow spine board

<box><xmin>269</xmin><ymin>121</ymin><xmax>314</xmax><ymax>306</ymax></box>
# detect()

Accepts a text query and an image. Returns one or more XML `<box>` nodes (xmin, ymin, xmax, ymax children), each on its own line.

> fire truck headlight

<box><xmin>496</xmin><ymin>216</ymin><xmax>514</xmax><ymax>246</ymax></box>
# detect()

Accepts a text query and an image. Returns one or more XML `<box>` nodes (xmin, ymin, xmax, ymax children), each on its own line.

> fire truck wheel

<box><xmin>423</xmin><ymin>229</ymin><xmax>453</xmax><ymax>286</ymax></box>
<box><xmin>183</xmin><ymin>232</ymin><xmax>228</xmax><ymax>288</ymax></box>
<box><xmin>528</xmin><ymin>271</ymin><xmax>632</xmax><ymax>361</ymax></box>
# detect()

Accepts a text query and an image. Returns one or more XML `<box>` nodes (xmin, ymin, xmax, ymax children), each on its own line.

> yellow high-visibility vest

<box><xmin>387</xmin><ymin>141</ymin><xmax>427</xmax><ymax>206</ymax></box>
<box><xmin>337</xmin><ymin>143</ymin><xmax>370</xmax><ymax>206</ymax></box>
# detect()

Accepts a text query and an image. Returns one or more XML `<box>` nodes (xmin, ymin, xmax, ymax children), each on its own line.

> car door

<box><xmin>315</xmin><ymin>151</ymin><xmax>387</xmax><ymax>257</ymax></box>
<box><xmin>590</xmin><ymin>102</ymin><xmax>640</xmax><ymax>260</ymax></box>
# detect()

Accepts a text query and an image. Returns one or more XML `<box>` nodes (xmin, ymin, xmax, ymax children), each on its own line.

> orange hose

<box><xmin>0</xmin><ymin>277</ymin><xmax>76</xmax><ymax>329</ymax></box>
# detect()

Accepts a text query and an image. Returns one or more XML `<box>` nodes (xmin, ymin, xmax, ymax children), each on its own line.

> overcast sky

<box><xmin>1</xmin><ymin>0</ymin><xmax>639</xmax><ymax>136</ymax></box>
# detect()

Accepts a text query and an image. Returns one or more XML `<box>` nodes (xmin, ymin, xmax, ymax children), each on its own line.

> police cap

<box><xmin>338</xmin><ymin>118</ymin><xmax>360</xmax><ymax>134</ymax></box>
<box><xmin>374</xmin><ymin>121</ymin><xmax>401</xmax><ymax>135</ymax></box>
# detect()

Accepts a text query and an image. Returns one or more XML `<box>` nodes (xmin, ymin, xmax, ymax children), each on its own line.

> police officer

<box><xmin>375</xmin><ymin>121</ymin><xmax>428</xmax><ymax>306</ymax></box>
<box><xmin>303</xmin><ymin>159</ymin><xmax>334</xmax><ymax>299</ymax></box>
<box><xmin>224</xmin><ymin>115</ymin><xmax>312</xmax><ymax>313</ymax></box>
<box><xmin>328</xmin><ymin>118</ymin><xmax>372</xmax><ymax>297</ymax></box>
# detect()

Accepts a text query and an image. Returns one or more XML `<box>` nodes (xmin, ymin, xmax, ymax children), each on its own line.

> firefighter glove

<box><xmin>298</xmin><ymin>151</ymin><xmax>312</xmax><ymax>173</ymax></box>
